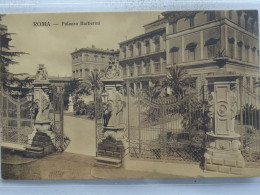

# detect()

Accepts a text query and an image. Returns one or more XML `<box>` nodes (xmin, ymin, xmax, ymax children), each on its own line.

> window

<box><xmin>122</xmin><ymin>66</ymin><xmax>127</xmax><ymax>76</ymax></box>
<box><xmin>170</xmin><ymin>47</ymin><xmax>179</xmax><ymax>65</ymax></box>
<box><xmin>85</xmin><ymin>54</ymin><xmax>89</xmax><ymax>61</ymax></box>
<box><xmin>129</xmin><ymin>65</ymin><xmax>134</xmax><ymax>76</ymax></box>
<box><xmin>251</xmin><ymin>19</ymin><xmax>255</xmax><ymax>33</ymax></box>
<box><xmin>253</xmin><ymin>77</ymin><xmax>256</xmax><ymax>93</ymax></box>
<box><xmin>76</xmin><ymin>70</ymin><xmax>78</xmax><ymax>78</ymax></box>
<box><xmin>137</xmin><ymin>42</ymin><xmax>141</xmax><ymax>56</ymax></box>
<box><xmin>94</xmin><ymin>68</ymin><xmax>98</xmax><ymax>72</ymax></box>
<box><xmin>154</xmin><ymin>38</ymin><xmax>160</xmax><ymax>52</ymax></box>
<box><xmin>207</xmin><ymin>11</ymin><xmax>215</xmax><ymax>22</ymax></box>
<box><xmin>123</xmin><ymin>47</ymin><xmax>126</xmax><ymax>58</ymax></box>
<box><xmin>154</xmin><ymin>62</ymin><xmax>160</xmax><ymax>73</ymax></box>
<box><xmin>190</xmin><ymin>16</ymin><xmax>195</xmax><ymax>27</ymax></box>
<box><xmin>237</xmin><ymin>11</ymin><xmax>242</xmax><ymax>26</ymax></box>
<box><xmin>186</xmin><ymin>42</ymin><xmax>197</xmax><ymax>61</ymax></box>
<box><xmin>228</xmin><ymin>37</ymin><xmax>235</xmax><ymax>59</ymax></box>
<box><xmin>94</xmin><ymin>55</ymin><xmax>98</xmax><ymax>62</ymax></box>
<box><xmin>229</xmin><ymin>11</ymin><xmax>232</xmax><ymax>20</ymax></box>
<box><xmin>251</xmin><ymin>47</ymin><xmax>256</xmax><ymax>63</ymax></box>
<box><xmin>129</xmin><ymin>45</ymin><xmax>134</xmax><ymax>57</ymax></box>
<box><xmin>173</xmin><ymin>22</ymin><xmax>177</xmax><ymax>33</ymax></box>
<box><xmin>85</xmin><ymin>68</ymin><xmax>90</xmax><ymax>77</ymax></box>
<box><xmin>237</xmin><ymin>41</ymin><xmax>243</xmax><ymax>61</ymax></box>
<box><xmin>245</xmin><ymin>45</ymin><xmax>250</xmax><ymax>62</ymax></box>
<box><xmin>101</xmin><ymin>55</ymin><xmax>105</xmax><ymax>62</ymax></box>
<box><xmin>244</xmin><ymin>15</ymin><xmax>249</xmax><ymax>30</ymax></box>
<box><xmin>145</xmin><ymin>63</ymin><xmax>151</xmax><ymax>74</ymax></box>
<box><xmin>137</xmin><ymin>65</ymin><xmax>142</xmax><ymax>75</ymax></box>
<box><xmin>73</xmin><ymin>71</ymin><xmax>75</xmax><ymax>78</ymax></box>
<box><xmin>145</xmin><ymin>40</ymin><xmax>150</xmax><ymax>54</ymax></box>
<box><xmin>79</xmin><ymin>69</ymin><xmax>82</xmax><ymax>77</ymax></box>
<box><xmin>205</xmin><ymin>38</ymin><xmax>219</xmax><ymax>58</ymax></box>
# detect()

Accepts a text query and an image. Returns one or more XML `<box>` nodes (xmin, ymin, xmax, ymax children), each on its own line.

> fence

<box><xmin>127</xmin><ymin>87</ymin><xmax>207</xmax><ymax>164</ymax></box>
<box><xmin>0</xmin><ymin>90</ymin><xmax>34</xmax><ymax>146</ymax></box>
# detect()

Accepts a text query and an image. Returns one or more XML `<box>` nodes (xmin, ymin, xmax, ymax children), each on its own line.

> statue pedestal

<box><xmin>96</xmin><ymin>126</ymin><xmax>128</xmax><ymax>167</ymax></box>
<box><xmin>204</xmin><ymin>132</ymin><xmax>245</xmax><ymax>174</ymax></box>
<box><xmin>204</xmin><ymin>73</ymin><xmax>245</xmax><ymax>174</ymax></box>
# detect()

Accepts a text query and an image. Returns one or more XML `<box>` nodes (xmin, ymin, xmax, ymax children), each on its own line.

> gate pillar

<box><xmin>204</xmin><ymin>71</ymin><xmax>245</xmax><ymax>174</ymax></box>
<box><xmin>26</xmin><ymin>64</ymin><xmax>55</xmax><ymax>157</ymax></box>
<box><xmin>96</xmin><ymin>64</ymin><xmax>128</xmax><ymax>167</ymax></box>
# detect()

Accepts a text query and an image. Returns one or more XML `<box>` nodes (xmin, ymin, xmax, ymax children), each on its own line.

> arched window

<box><xmin>73</xmin><ymin>71</ymin><xmax>75</xmax><ymax>78</ymax></box>
<box><xmin>170</xmin><ymin>47</ymin><xmax>179</xmax><ymax>65</ymax></box>
<box><xmin>186</xmin><ymin>42</ymin><xmax>197</xmax><ymax>61</ymax></box>
<box><xmin>79</xmin><ymin>69</ymin><xmax>82</xmax><ymax>78</ymax></box>
<box><xmin>205</xmin><ymin>38</ymin><xmax>220</xmax><ymax>58</ymax></box>
<box><xmin>251</xmin><ymin>47</ymin><xmax>256</xmax><ymax>63</ymax></box>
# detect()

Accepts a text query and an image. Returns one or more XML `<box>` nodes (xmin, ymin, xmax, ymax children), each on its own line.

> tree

<box><xmin>0</xmin><ymin>15</ymin><xmax>29</xmax><ymax>98</ymax></box>
<box><xmin>162</xmin><ymin>65</ymin><xmax>195</xmax><ymax>99</ymax></box>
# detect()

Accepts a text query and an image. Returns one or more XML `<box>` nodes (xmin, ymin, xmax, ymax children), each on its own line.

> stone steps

<box><xmin>95</xmin><ymin>156</ymin><xmax>122</xmax><ymax>167</ymax></box>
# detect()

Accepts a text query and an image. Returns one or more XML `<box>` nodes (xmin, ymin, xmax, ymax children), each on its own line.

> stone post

<box><xmin>204</xmin><ymin>71</ymin><xmax>245</xmax><ymax>175</ymax></box>
<box><xmin>96</xmin><ymin>64</ymin><xmax>128</xmax><ymax>167</ymax></box>
<box><xmin>27</xmin><ymin>64</ymin><xmax>56</xmax><ymax>157</ymax></box>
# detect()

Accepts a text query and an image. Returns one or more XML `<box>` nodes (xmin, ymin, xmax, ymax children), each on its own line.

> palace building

<box><xmin>163</xmin><ymin>11</ymin><xmax>258</xmax><ymax>88</ymax></box>
<box><xmin>119</xmin><ymin>11</ymin><xmax>259</xmax><ymax>104</ymax></box>
<box><xmin>71</xmin><ymin>45</ymin><xmax>119</xmax><ymax>80</ymax></box>
<box><xmin>118</xmin><ymin>16</ymin><xmax>167</xmax><ymax>90</ymax></box>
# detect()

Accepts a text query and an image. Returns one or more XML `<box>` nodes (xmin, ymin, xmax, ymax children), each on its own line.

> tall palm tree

<box><xmin>162</xmin><ymin>65</ymin><xmax>195</xmax><ymax>99</ymax></box>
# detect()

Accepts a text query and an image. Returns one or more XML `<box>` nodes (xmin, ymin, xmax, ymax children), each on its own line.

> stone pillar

<box><xmin>27</xmin><ymin>64</ymin><xmax>56</xmax><ymax>156</ymax></box>
<box><xmin>96</xmin><ymin>64</ymin><xmax>128</xmax><ymax>167</ymax></box>
<box><xmin>204</xmin><ymin>73</ymin><xmax>245</xmax><ymax>175</ymax></box>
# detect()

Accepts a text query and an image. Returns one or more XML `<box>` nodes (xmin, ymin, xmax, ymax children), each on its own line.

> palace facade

<box><xmin>71</xmin><ymin>45</ymin><xmax>119</xmax><ymax>80</ymax></box>
<box><xmin>119</xmin><ymin>11</ymin><xmax>259</xmax><ymax>103</ymax></box>
<box><xmin>118</xmin><ymin>16</ymin><xmax>167</xmax><ymax>90</ymax></box>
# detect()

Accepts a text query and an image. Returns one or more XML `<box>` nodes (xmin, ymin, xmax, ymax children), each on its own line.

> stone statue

<box><xmin>35</xmin><ymin>64</ymin><xmax>48</xmax><ymax>81</ymax></box>
<box><xmin>35</xmin><ymin>90</ymin><xmax>50</xmax><ymax>123</ymax></box>
<box><xmin>103</xmin><ymin>87</ymin><xmax>125</xmax><ymax>129</ymax></box>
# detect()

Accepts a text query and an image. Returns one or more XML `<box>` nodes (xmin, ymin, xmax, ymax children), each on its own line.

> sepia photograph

<box><xmin>0</xmin><ymin>10</ymin><xmax>260</xmax><ymax>180</ymax></box>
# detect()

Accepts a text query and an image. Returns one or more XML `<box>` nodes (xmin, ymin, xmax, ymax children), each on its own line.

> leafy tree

<box><xmin>162</xmin><ymin>65</ymin><xmax>195</xmax><ymax>100</ymax></box>
<box><xmin>0</xmin><ymin>16</ymin><xmax>29</xmax><ymax>98</ymax></box>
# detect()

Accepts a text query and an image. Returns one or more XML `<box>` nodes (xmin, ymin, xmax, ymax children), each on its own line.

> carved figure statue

<box><xmin>35</xmin><ymin>90</ymin><xmax>50</xmax><ymax>122</ymax></box>
<box><xmin>103</xmin><ymin>87</ymin><xmax>125</xmax><ymax>128</ymax></box>
<box><xmin>35</xmin><ymin>65</ymin><xmax>48</xmax><ymax>81</ymax></box>
<box><xmin>208</xmin><ymin>91</ymin><xmax>214</xmax><ymax>132</ymax></box>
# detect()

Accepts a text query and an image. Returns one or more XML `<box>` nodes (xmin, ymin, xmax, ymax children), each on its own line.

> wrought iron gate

<box><xmin>50</xmin><ymin>91</ymin><xmax>67</xmax><ymax>151</ymax></box>
<box><xmin>127</xmin><ymin>89</ymin><xmax>207</xmax><ymax>164</ymax></box>
<box><xmin>0</xmin><ymin>90</ymin><xmax>34</xmax><ymax>146</ymax></box>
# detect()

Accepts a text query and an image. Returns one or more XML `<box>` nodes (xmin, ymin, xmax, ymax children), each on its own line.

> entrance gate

<box><xmin>127</xmin><ymin>89</ymin><xmax>206</xmax><ymax>163</ymax></box>
<box><xmin>0</xmin><ymin>90</ymin><xmax>33</xmax><ymax>147</ymax></box>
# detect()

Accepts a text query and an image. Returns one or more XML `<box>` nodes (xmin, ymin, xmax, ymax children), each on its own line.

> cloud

<box><xmin>2</xmin><ymin>12</ymin><xmax>161</xmax><ymax>77</ymax></box>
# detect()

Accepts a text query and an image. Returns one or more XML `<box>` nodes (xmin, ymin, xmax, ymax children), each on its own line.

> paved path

<box><xmin>64</xmin><ymin>115</ymin><xmax>96</xmax><ymax>156</ymax></box>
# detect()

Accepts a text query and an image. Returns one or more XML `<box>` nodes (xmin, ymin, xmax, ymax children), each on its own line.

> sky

<box><xmin>2</xmin><ymin>11</ymin><xmax>161</xmax><ymax>77</ymax></box>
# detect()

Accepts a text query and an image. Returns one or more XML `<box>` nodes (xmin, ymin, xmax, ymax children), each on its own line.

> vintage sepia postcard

<box><xmin>1</xmin><ymin>10</ymin><xmax>260</xmax><ymax>180</ymax></box>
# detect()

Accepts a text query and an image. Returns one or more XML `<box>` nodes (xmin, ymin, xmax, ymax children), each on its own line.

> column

<box><xmin>200</xmin><ymin>31</ymin><xmax>204</xmax><ymax>59</ymax></box>
<box><xmin>182</xmin><ymin>36</ymin><xmax>185</xmax><ymax>62</ymax></box>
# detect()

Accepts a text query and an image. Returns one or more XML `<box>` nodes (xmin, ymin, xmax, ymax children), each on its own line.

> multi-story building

<box><xmin>162</xmin><ymin>10</ymin><xmax>259</xmax><ymax>104</ymax></box>
<box><xmin>71</xmin><ymin>45</ymin><xmax>119</xmax><ymax>80</ymax></box>
<box><xmin>118</xmin><ymin>16</ymin><xmax>167</xmax><ymax>91</ymax></box>
<box><xmin>119</xmin><ymin>11</ymin><xmax>259</xmax><ymax>104</ymax></box>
